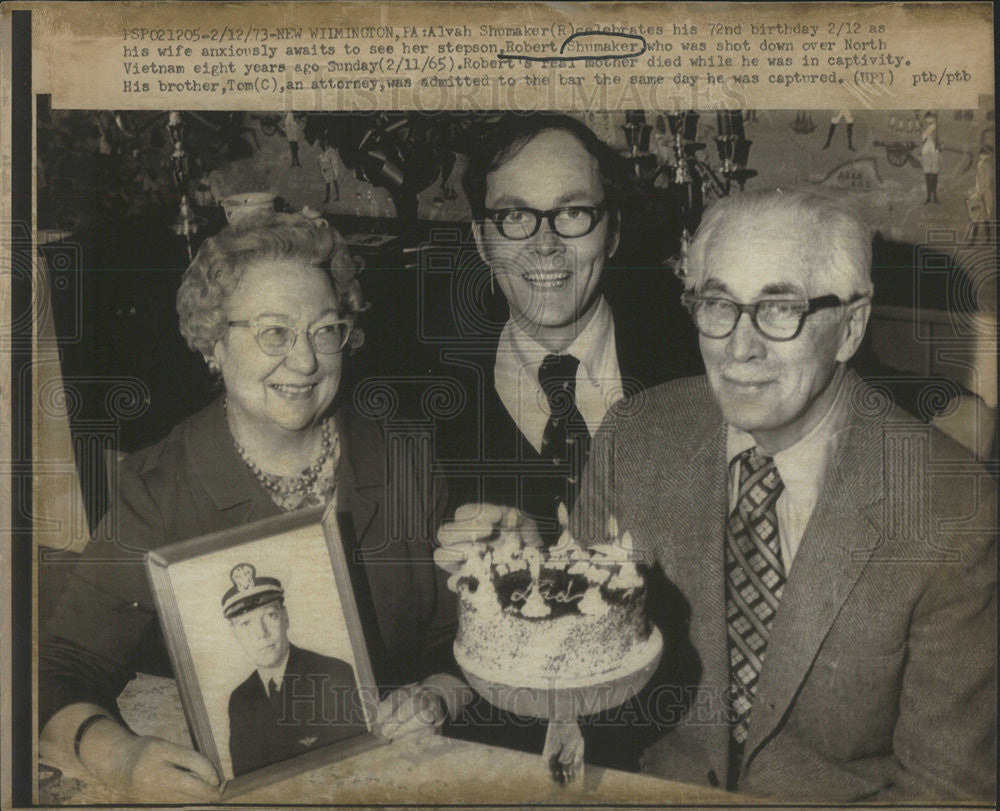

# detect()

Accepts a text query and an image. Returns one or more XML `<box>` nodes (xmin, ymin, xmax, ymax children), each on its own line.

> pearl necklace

<box><xmin>225</xmin><ymin>398</ymin><xmax>335</xmax><ymax>502</ymax></box>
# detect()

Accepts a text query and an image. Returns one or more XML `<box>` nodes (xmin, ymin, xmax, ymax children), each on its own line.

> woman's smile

<box><xmin>212</xmin><ymin>259</ymin><xmax>344</xmax><ymax>441</ymax></box>
<box><xmin>267</xmin><ymin>382</ymin><xmax>319</xmax><ymax>399</ymax></box>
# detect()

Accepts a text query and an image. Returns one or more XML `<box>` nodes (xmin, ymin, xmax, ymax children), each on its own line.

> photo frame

<box><xmin>146</xmin><ymin>502</ymin><xmax>385</xmax><ymax>798</ymax></box>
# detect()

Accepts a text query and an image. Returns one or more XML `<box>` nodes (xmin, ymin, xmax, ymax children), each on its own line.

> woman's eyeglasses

<box><xmin>227</xmin><ymin>318</ymin><xmax>354</xmax><ymax>356</ymax></box>
<box><xmin>681</xmin><ymin>293</ymin><xmax>864</xmax><ymax>341</ymax></box>
<box><xmin>483</xmin><ymin>204</ymin><xmax>607</xmax><ymax>240</ymax></box>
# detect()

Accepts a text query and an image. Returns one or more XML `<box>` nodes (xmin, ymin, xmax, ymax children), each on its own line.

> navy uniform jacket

<box><xmin>228</xmin><ymin>644</ymin><xmax>361</xmax><ymax>776</ymax></box>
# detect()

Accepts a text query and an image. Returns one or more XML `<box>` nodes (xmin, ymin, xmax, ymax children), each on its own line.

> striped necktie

<box><xmin>725</xmin><ymin>446</ymin><xmax>785</xmax><ymax>784</ymax></box>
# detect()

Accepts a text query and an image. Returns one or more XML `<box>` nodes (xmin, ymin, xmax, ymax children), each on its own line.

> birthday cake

<box><xmin>453</xmin><ymin>511</ymin><xmax>656</xmax><ymax>689</ymax></box>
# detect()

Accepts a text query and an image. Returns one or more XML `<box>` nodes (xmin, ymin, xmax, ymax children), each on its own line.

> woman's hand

<box><xmin>373</xmin><ymin>682</ymin><xmax>448</xmax><ymax>741</ymax></box>
<box><xmin>434</xmin><ymin>503</ymin><xmax>543</xmax><ymax>586</ymax></box>
<box><xmin>42</xmin><ymin>704</ymin><xmax>220</xmax><ymax>802</ymax></box>
<box><xmin>110</xmin><ymin>734</ymin><xmax>222</xmax><ymax>802</ymax></box>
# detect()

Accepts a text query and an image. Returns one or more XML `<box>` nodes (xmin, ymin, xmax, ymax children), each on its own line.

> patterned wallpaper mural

<box><xmin>39</xmin><ymin>101</ymin><xmax>994</xmax><ymax>247</ymax></box>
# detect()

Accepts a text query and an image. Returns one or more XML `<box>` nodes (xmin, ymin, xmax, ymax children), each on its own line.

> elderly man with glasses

<box><xmin>442</xmin><ymin>188</ymin><xmax>995</xmax><ymax>800</ymax></box>
<box><xmin>574</xmin><ymin>189</ymin><xmax>996</xmax><ymax>800</ymax></box>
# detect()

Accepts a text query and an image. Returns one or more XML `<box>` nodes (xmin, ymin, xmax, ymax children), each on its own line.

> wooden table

<box><xmin>38</xmin><ymin>674</ymin><xmax>737</xmax><ymax>805</ymax></box>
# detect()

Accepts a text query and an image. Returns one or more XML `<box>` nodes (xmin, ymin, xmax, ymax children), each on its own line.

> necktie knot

<box><xmin>538</xmin><ymin>353</ymin><xmax>581</xmax><ymax>419</ymax></box>
<box><xmin>734</xmin><ymin>447</ymin><xmax>784</xmax><ymax>514</ymax></box>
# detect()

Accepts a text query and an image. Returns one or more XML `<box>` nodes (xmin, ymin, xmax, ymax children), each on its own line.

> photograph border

<box><xmin>3</xmin><ymin>2</ymin><xmax>996</xmax><ymax>807</ymax></box>
<box><xmin>146</xmin><ymin>503</ymin><xmax>385</xmax><ymax>798</ymax></box>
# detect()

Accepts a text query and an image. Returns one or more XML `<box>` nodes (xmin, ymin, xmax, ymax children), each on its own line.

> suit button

<box><xmin>707</xmin><ymin>770</ymin><xmax>719</xmax><ymax>787</ymax></box>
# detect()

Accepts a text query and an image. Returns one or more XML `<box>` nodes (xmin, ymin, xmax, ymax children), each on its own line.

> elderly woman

<box><xmin>39</xmin><ymin>211</ymin><xmax>465</xmax><ymax>801</ymax></box>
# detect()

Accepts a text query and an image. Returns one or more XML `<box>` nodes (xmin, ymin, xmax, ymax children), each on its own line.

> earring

<box><xmin>206</xmin><ymin>357</ymin><xmax>220</xmax><ymax>375</ymax></box>
<box><xmin>490</xmin><ymin>266</ymin><xmax>495</xmax><ymax>295</ymax></box>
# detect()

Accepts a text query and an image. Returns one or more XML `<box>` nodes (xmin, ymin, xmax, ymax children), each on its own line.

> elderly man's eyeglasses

<box><xmin>484</xmin><ymin>204</ymin><xmax>607</xmax><ymax>240</ymax></box>
<box><xmin>228</xmin><ymin>319</ymin><xmax>354</xmax><ymax>355</ymax></box>
<box><xmin>681</xmin><ymin>293</ymin><xmax>863</xmax><ymax>341</ymax></box>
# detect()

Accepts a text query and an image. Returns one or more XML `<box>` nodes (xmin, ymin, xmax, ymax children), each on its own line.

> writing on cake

<box><xmin>453</xmin><ymin>512</ymin><xmax>657</xmax><ymax>689</ymax></box>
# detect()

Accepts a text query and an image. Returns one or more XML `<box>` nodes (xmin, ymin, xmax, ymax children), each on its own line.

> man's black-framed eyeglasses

<box><xmin>228</xmin><ymin>318</ymin><xmax>354</xmax><ymax>356</ymax></box>
<box><xmin>483</xmin><ymin>203</ymin><xmax>607</xmax><ymax>240</ymax></box>
<box><xmin>681</xmin><ymin>293</ymin><xmax>865</xmax><ymax>341</ymax></box>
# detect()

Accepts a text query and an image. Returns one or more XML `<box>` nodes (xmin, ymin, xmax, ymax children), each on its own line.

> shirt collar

<box><xmin>497</xmin><ymin>295</ymin><xmax>617</xmax><ymax>387</ymax></box>
<box><xmin>726</xmin><ymin>366</ymin><xmax>851</xmax><ymax>494</ymax></box>
<box><xmin>257</xmin><ymin>647</ymin><xmax>291</xmax><ymax>696</ymax></box>
<box><xmin>495</xmin><ymin>297</ymin><xmax>621</xmax><ymax>445</ymax></box>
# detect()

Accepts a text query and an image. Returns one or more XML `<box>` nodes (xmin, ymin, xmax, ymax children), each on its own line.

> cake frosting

<box><xmin>453</xmin><ymin>508</ymin><xmax>654</xmax><ymax>689</ymax></box>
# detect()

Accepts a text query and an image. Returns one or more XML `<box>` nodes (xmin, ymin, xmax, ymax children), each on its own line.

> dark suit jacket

<box><xmin>572</xmin><ymin>372</ymin><xmax>996</xmax><ymax>801</ymax></box>
<box><xmin>435</xmin><ymin>296</ymin><xmax>702</xmax><ymax>539</ymax></box>
<box><xmin>39</xmin><ymin>398</ymin><xmax>456</xmax><ymax>730</ymax></box>
<box><xmin>228</xmin><ymin>644</ymin><xmax>361</xmax><ymax>776</ymax></box>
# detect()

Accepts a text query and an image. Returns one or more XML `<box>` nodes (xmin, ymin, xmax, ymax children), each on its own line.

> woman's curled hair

<box><xmin>176</xmin><ymin>210</ymin><xmax>367</xmax><ymax>361</ymax></box>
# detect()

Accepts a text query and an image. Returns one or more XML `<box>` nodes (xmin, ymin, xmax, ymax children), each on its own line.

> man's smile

<box><xmin>721</xmin><ymin>372</ymin><xmax>774</xmax><ymax>388</ymax></box>
<box><xmin>522</xmin><ymin>271</ymin><xmax>572</xmax><ymax>289</ymax></box>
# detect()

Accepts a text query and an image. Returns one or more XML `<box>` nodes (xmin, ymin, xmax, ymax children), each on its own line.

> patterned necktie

<box><xmin>725</xmin><ymin>446</ymin><xmax>785</xmax><ymax>782</ymax></box>
<box><xmin>538</xmin><ymin>353</ymin><xmax>591</xmax><ymax>511</ymax></box>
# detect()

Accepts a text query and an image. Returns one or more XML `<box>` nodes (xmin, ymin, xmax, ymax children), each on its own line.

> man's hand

<box><xmin>434</xmin><ymin>503</ymin><xmax>543</xmax><ymax>586</ymax></box>
<box><xmin>543</xmin><ymin>719</ymin><xmax>584</xmax><ymax>786</ymax></box>
<box><xmin>373</xmin><ymin>683</ymin><xmax>447</xmax><ymax>741</ymax></box>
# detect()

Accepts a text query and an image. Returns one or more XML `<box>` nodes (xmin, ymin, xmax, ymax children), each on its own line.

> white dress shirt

<box><xmin>494</xmin><ymin>297</ymin><xmax>623</xmax><ymax>453</ymax></box>
<box><xmin>725</xmin><ymin>370</ymin><xmax>850</xmax><ymax>573</ymax></box>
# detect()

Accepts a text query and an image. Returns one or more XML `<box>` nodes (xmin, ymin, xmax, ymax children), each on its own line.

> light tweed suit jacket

<box><xmin>573</xmin><ymin>372</ymin><xmax>996</xmax><ymax>801</ymax></box>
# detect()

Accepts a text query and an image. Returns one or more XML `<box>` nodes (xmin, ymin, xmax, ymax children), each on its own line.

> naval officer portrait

<box><xmin>223</xmin><ymin>563</ymin><xmax>363</xmax><ymax>776</ymax></box>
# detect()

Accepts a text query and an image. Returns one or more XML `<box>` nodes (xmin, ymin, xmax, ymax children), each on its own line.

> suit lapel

<box><xmin>612</xmin><ymin>302</ymin><xmax>668</xmax><ymax>393</ymax></box>
<box><xmin>744</xmin><ymin>401</ymin><xmax>885</xmax><ymax>760</ymax></box>
<box><xmin>190</xmin><ymin>397</ymin><xmax>280</xmax><ymax>524</ymax></box>
<box><xmin>334</xmin><ymin>409</ymin><xmax>380</xmax><ymax>542</ymax></box>
<box><xmin>483</xmin><ymin>355</ymin><xmax>539</xmax><ymax>463</ymax></box>
<box><xmin>335</xmin><ymin>408</ymin><xmax>423</xmax><ymax>676</ymax></box>
<box><xmin>648</xmin><ymin>417</ymin><xmax>732</xmax><ymax>778</ymax></box>
<box><xmin>615</xmin><ymin>309</ymin><xmax>644</xmax><ymax>390</ymax></box>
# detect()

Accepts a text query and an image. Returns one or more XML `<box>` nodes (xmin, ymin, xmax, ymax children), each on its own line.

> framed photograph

<box><xmin>145</xmin><ymin>502</ymin><xmax>384</xmax><ymax>797</ymax></box>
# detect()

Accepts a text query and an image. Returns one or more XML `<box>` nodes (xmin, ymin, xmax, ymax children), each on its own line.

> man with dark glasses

<box><xmin>450</xmin><ymin>113</ymin><xmax>691</xmax><ymax>543</ymax></box>
<box><xmin>435</xmin><ymin>113</ymin><xmax>694</xmax><ymax>770</ymax></box>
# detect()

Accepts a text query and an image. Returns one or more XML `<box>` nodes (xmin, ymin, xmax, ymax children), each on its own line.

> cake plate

<box><xmin>455</xmin><ymin>627</ymin><xmax>663</xmax><ymax>721</ymax></box>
